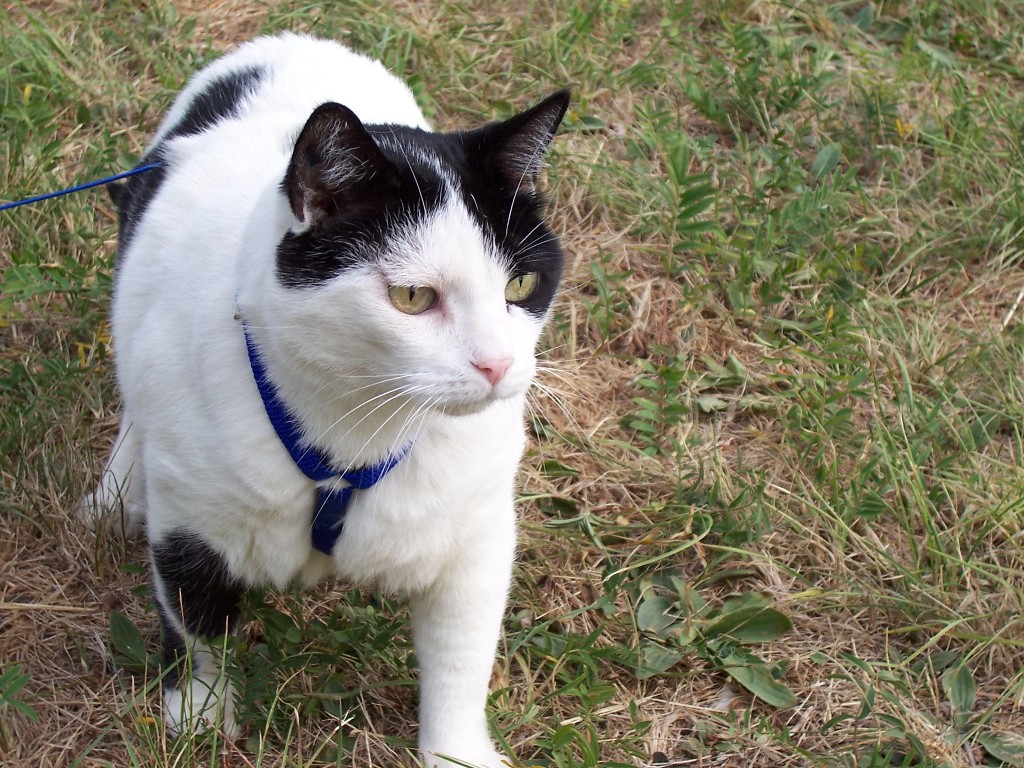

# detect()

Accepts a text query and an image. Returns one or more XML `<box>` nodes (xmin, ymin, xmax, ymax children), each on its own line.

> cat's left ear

<box><xmin>284</xmin><ymin>101</ymin><xmax>398</xmax><ymax>229</ymax></box>
<box><xmin>485</xmin><ymin>89</ymin><xmax>570</xmax><ymax>194</ymax></box>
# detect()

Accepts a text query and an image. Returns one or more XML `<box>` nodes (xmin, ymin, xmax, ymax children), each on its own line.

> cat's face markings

<box><xmin>276</xmin><ymin>106</ymin><xmax>447</xmax><ymax>288</ymax></box>
<box><xmin>274</xmin><ymin>93</ymin><xmax>569</xmax><ymax>410</ymax></box>
<box><xmin>277</xmin><ymin>92</ymin><xmax>569</xmax><ymax>294</ymax></box>
<box><xmin>447</xmin><ymin>90</ymin><xmax>570</xmax><ymax>320</ymax></box>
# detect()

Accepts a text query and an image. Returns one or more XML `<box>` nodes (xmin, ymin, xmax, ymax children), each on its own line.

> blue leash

<box><xmin>0</xmin><ymin>162</ymin><xmax>162</xmax><ymax>212</ymax></box>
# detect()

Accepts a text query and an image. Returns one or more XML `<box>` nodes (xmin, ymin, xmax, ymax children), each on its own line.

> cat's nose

<box><xmin>472</xmin><ymin>356</ymin><xmax>513</xmax><ymax>386</ymax></box>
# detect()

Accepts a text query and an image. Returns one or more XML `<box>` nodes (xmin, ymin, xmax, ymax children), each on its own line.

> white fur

<box><xmin>91</xmin><ymin>34</ymin><xmax>554</xmax><ymax>768</ymax></box>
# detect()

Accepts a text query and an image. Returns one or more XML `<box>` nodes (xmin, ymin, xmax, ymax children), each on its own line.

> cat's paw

<box><xmin>78</xmin><ymin>483</ymin><xmax>144</xmax><ymax>536</ymax></box>
<box><xmin>420</xmin><ymin>746</ymin><xmax>514</xmax><ymax>768</ymax></box>
<box><xmin>163</xmin><ymin>678</ymin><xmax>239</xmax><ymax>739</ymax></box>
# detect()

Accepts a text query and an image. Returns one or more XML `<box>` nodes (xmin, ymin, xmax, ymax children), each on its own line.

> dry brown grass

<box><xmin>4</xmin><ymin>0</ymin><xmax>1024</xmax><ymax>766</ymax></box>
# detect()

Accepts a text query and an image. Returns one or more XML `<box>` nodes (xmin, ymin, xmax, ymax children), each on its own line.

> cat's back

<box><xmin>113</xmin><ymin>34</ymin><xmax>428</xmax><ymax>268</ymax></box>
<box><xmin>152</xmin><ymin>33</ymin><xmax>428</xmax><ymax>149</ymax></box>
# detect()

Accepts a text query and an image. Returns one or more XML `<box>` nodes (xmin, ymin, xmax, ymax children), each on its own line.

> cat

<box><xmin>85</xmin><ymin>32</ymin><xmax>568</xmax><ymax>768</ymax></box>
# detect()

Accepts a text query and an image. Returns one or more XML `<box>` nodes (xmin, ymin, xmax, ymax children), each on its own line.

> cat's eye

<box><xmin>505</xmin><ymin>272</ymin><xmax>539</xmax><ymax>303</ymax></box>
<box><xmin>388</xmin><ymin>285</ymin><xmax>438</xmax><ymax>314</ymax></box>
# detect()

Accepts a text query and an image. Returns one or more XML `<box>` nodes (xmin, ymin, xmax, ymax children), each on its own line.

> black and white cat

<box><xmin>86</xmin><ymin>32</ymin><xmax>568</xmax><ymax>768</ymax></box>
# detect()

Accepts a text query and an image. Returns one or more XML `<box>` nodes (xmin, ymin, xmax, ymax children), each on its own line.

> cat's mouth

<box><xmin>436</xmin><ymin>387</ymin><xmax>519</xmax><ymax>417</ymax></box>
<box><xmin>438</xmin><ymin>397</ymin><xmax>498</xmax><ymax>417</ymax></box>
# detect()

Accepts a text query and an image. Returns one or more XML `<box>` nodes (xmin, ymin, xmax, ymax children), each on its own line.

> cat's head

<box><xmin>268</xmin><ymin>91</ymin><xmax>569</xmax><ymax>418</ymax></box>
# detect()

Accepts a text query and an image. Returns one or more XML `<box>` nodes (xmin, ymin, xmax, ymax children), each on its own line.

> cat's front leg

<box><xmin>410</xmin><ymin>508</ymin><xmax>516</xmax><ymax>768</ymax></box>
<box><xmin>151</xmin><ymin>528</ymin><xmax>246</xmax><ymax>738</ymax></box>
<box><xmin>80</xmin><ymin>418</ymin><xmax>146</xmax><ymax>535</ymax></box>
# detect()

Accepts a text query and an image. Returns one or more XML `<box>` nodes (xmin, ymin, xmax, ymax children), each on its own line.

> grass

<box><xmin>2</xmin><ymin>0</ymin><xmax>1024</xmax><ymax>765</ymax></box>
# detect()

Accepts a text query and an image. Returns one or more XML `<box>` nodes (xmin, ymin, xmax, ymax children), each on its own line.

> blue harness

<box><xmin>242</xmin><ymin>324</ymin><xmax>410</xmax><ymax>555</ymax></box>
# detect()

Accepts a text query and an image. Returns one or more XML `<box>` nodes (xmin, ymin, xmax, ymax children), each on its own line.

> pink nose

<box><xmin>473</xmin><ymin>356</ymin><xmax>512</xmax><ymax>386</ymax></box>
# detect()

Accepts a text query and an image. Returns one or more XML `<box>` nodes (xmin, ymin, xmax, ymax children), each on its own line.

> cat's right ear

<box><xmin>284</xmin><ymin>102</ymin><xmax>396</xmax><ymax>229</ymax></box>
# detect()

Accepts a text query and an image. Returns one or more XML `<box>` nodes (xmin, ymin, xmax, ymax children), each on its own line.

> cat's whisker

<box><xmin>304</xmin><ymin>393</ymin><xmax>436</xmax><ymax>544</ymax></box>
<box><xmin>332</xmin><ymin>372</ymin><xmax>429</xmax><ymax>379</ymax></box>
<box><xmin>505</xmin><ymin>137</ymin><xmax>549</xmax><ymax>239</ymax></box>
<box><xmin>322</xmin><ymin>382</ymin><xmax>436</xmax><ymax>467</ymax></box>
<box><xmin>531</xmin><ymin>378</ymin><xmax>576</xmax><ymax>411</ymax></box>
<box><xmin>376</xmin><ymin>392</ymin><xmax>439</xmax><ymax>462</ymax></box>
<box><xmin>506</xmin><ymin>220</ymin><xmax>548</xmax><ymax>257</ymax></box>
<box><xmin>295</xmin><ymin>381</ymin><xmax>411</xmax><ymax>429</ymax></box>
<box><xmin>507</xmin><ymin>228</ymin><xmax>559</xmax><ymax>261</ymax></box>
<box><xmin>392</xmin><ymin>395</ymin><xmax>437</xmax><ymax>452</ymax></box>
<box><xmin>286</xmin><ymin>372</ymin><xmax>430</xmax><ymax>420</ymax></box>
<box><xmin>234</xmin><ymin>323</ymin><xmax>310</xmax><ymax>331</ymax></box>
<box><xmin>342</xmin><ymin>385</ymin><xmax>437</xmax><ymax>470</ymax></box>
<box><xmin>309</xmin><ymin>373</ymin><xmax>424</xmax><ymax>409</ymax></box>
<box><xmin>522</xmin><ymin>394</ymin><xmax>554</xmax><ymax>462</ymax></box>
<box><xmin>292</xmin><ymin>372</ymin><xmax>457</xmax><ymax>460</ymax></box>
<box><xmin>522</xmin><ymin>391</ymin><xmax>572</xmax><ymax>473</ymax></box>
<box><xmin>314</xmin><ymin>376</ymin><xmax>413</xmax><ymax>402</ymax></box>
<box><xmin>317</xmin><ymin>381</ymin><xmax>423</xmax><ymax>436</ymax></box>
<box><xmin>517</xmin><ymin>219</ymin><xmax>546</xmax><ymax>245</ymax></box>
<box><xmin>535</xmin><ymin>343</ymin><xmax>606</xmax><ymax>365</ymax></box>
<box><xmin>298</xmin><ymin>383</ymin><xmax>424</xmax><ymax>464</ymax></box>
<box><xmin>398</xmin><ymin>140</ymin><xmax>428</xmax><ymax>214</ymax></box>
<box><xmin>507</xmin><ymin>238</ymin><xmax>559</xmax><ymax>263</ymax></box>
<box><xmin>529</xmin><ymin>379</ymin><xmax>587</xmax><ymax>438</ymax></box>
<box><xmin>533</xmin><ymin>364</ymin><xmax>585</xmax><ymax>393</ymax></box>
<box><xmin>535</xmin><ymin>341</ymin><xmax>571</xmax><ymax>356</ymax></box>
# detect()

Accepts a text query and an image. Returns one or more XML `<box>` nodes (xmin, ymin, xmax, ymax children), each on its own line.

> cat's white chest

<box><xmin>342</xmin><ymin>409</ymin><xmax>522</xmax><ymax>584</ymax></box>
<box><xmin>255</xmin><ymin>403</ymin><xmax>525</xmax><ymax>593</ymax></box>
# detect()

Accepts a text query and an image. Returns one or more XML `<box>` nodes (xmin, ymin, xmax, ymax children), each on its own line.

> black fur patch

<box><xmin>151</xmin><ymin>530</ymin><xmax>245</xmax><ymax>642</ymax></box>
<box><xmin>277</xmin><ymin>124</ymin><xmax>447</xmax><ymax>288</ymax></box>
<box><xmin>157</xmin><ymin>602</ymin><xmax>188</xmax><ymax>688</ymax></box>
<box><xmin>114</xmin><ymin>66</ymin><xmax>265</xmax><ymax>252</ymax></box>
<box><xmin>444</xmin><ymin>131</ymin><xmax>564</xmax><ymax>319</ymax></box>
<box><xmin>111</xmin><ymin>149</ymin><xmax>167</xmax><ymax>254</ymax></box>
<box><xmin>163</xmin><ymin>65</ymin><xmax>265</xmax><ymax>142</ymax></box>
<box><xmin>275</xmin><ymin>122</ymin><xmax>564</xmax><ymax>319</ymax></box>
